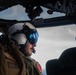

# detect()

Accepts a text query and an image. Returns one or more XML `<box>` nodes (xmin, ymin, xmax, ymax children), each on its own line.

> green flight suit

<box><xmin>24</xmin><ymin>56</ymin><xmax>43</xmax><ymax>75</ymax></box>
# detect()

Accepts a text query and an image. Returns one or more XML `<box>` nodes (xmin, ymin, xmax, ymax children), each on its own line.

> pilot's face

<box><xmin>24</xmin><ymin>41</ymin><xmax>36</xmax><ymax>56</ymax></box>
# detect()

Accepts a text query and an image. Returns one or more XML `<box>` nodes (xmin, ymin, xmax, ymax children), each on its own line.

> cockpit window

<box><xmin>0</xmin><ymin>4</ymin><xmax>76</xmax><ymax>75</ymax></box>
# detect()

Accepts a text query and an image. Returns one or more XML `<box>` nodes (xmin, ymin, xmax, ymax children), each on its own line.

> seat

<box><xmin>46</xmin><ymin>59</ymin><xmax>61</xmax><ymax>75</ymax></box>
<box><xmin>46</xmin><ymin>47</ymin><xmax>76</xmax><ymax>75</ymax></box>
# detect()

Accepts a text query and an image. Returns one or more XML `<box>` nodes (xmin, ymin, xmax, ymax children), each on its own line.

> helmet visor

<box><xmin>28</xmin><ymin>31</ymin><xmax>39</xmax><ymax>45</ymax></box>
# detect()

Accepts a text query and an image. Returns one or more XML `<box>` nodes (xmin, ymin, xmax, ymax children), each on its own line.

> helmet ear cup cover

<box><xmin>11</xmin><ymin>33</ymin><xmax>27</xmax><ymax>45</ymax></box>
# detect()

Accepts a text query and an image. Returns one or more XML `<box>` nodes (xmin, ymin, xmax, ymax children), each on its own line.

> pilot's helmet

<box><xmin>7</xmin><ymin>22</ymin><xmax>39</xmax><ymax>53</ymax></box>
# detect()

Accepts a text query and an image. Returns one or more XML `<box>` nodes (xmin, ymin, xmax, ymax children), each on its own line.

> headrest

<box><xmin>46</xmin><ymin>47</ymin><xmax>76</xmax><ymax>75</ymax></box>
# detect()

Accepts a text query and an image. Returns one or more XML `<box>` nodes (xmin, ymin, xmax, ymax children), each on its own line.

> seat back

<box><xmin>59</xmin><ymin>47</ymin><xmax>76</xmax><ymax>75</ymax></box>
<box><xmin>46</xmin><ymin>47</ymin><xmax>76</xmax><ymax>75</ymax></box>
<box><xmin>46</xmin><ymin>59</ymin><xmax>61</xmax><ymax>75</ymax></box>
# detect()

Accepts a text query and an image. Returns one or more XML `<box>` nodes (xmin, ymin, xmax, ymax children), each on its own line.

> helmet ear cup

<box><xmin>11</xmin><ymin>33</ymin><xmax>27</xmax><ymax>45</ymax></box>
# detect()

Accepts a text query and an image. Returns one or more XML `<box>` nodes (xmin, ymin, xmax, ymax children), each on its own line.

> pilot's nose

<box><xmin>32</xmin><ymin>44</ymin><xmax>36</xmax><ymax>47</ymax></box>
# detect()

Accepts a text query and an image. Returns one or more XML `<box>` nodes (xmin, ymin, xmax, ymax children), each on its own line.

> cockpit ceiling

<box><xmin>0</xmin><ymin>0</ymin><xmax>76</xmax><ymax>20</ymax></box>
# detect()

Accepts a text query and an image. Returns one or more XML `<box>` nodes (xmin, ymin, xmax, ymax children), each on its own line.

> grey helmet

<box><xmin>7</xmin><ymin>22</ymin><xmax>39</xmax><ymax>54</ymax></box>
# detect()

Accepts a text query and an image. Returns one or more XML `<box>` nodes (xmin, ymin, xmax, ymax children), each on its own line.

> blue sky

<box><xmin>0</xmin><ymin>5</ymin><xmax>65</xmax><ymax>20</ymax></box>
<box><xmin>0</xmin><ymin>5</ymin><xmax>76</xmax><ymax>75</ymax></box>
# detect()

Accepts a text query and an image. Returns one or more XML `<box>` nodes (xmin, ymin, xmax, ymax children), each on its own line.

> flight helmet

<box><xmin>7</xmin><ymin>22</ymin><xmax>39</xmax><ymax>53</ymax></box>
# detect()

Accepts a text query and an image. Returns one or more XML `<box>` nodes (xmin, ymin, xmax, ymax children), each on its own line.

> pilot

<box><xmin>0</xmin><ymin>28</ymin><xmax>26</xmax><ymax>75</ymax></box>
<box><xmin>7</xmin><ymin>22</ymin><xmax>43</xmax><ymax>75</ymax></box>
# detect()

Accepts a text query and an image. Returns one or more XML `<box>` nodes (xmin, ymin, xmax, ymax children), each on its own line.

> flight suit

<box><xmin>0</xmin><ymin>41</ymin><xmax>26</xmax><ymax>75</ymax></box>
<box><xmin>24</xmin><ymin>56</ymin><xmax>43</xmax><ymax>75</ymax></box>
